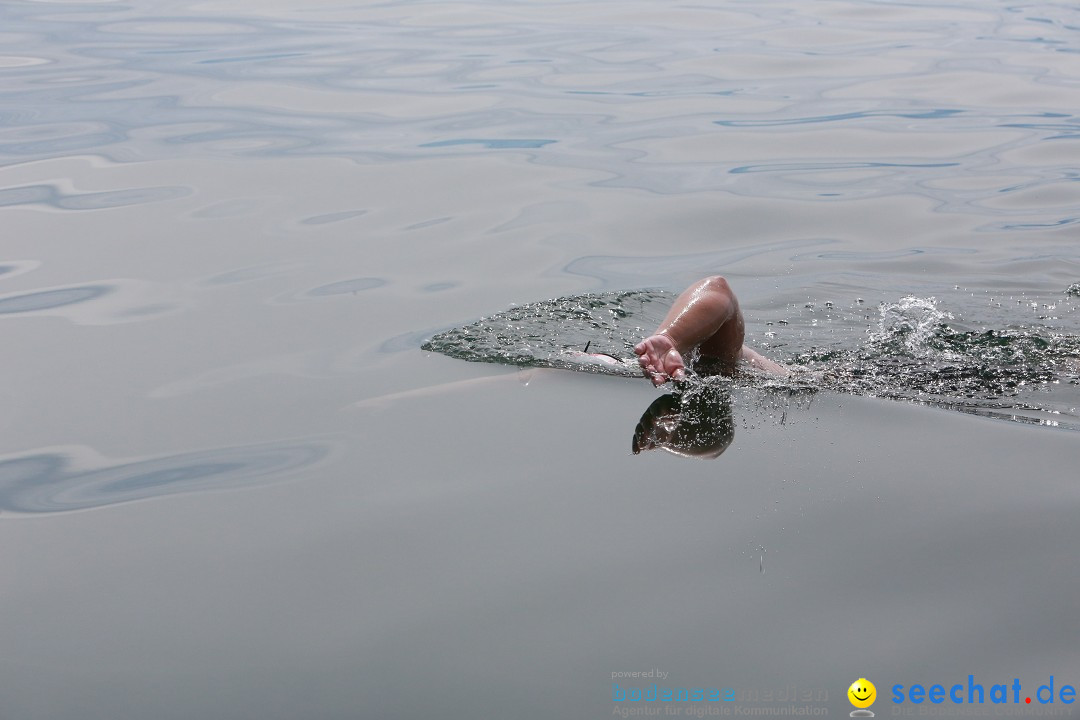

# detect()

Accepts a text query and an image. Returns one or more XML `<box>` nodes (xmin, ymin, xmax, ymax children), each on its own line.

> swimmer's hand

<box><xmin>634</xmin><ymin>334</ymin><xmax>686</xmax><ymax>387</ymax></box>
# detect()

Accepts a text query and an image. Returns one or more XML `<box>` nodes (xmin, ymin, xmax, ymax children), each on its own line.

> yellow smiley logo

<box><xmin>848</xmin><ymin>678</ymin><xmax>876</xmax><ymax>709</ymax></box>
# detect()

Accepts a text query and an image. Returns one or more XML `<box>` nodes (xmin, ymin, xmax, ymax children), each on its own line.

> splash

<box><xmin>422</xmin><ymin>289</ymin><xmax>671</xmax><ymax>376</ymax></box>
<box><xmin>789</xmin><ymin>296</ymin><xmax>1080</xmax><ymax>428</ymax></box>
<box><xmin>423</xmin><ymin>289</ymin><xmax>1080</xmax><ymax>429</ymax></box>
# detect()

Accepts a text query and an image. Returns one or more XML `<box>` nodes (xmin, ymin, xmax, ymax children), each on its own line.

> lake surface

<box><xmin>1</xmin><ymin>0</ymin><xmax>1079</xmax><ymax>718</ymax></box>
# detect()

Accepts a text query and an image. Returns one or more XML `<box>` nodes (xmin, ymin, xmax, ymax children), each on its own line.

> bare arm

<box><xmin>634</xmin><ymin>276</ymin><xmax>745</xmax><ymax>385</ymax></box>
<box><xmin>740</xmin><ymin>346</ymin><xmax>790</xmax><ymax>377</ymax></box>
<box><xmin>653</xmin><ymin>276</ymin><xmax>740</xmax><ymax>353</ymax></box>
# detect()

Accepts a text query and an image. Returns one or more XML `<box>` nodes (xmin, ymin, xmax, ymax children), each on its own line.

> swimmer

<box><xmin>633</xmin><ymin>275</ymin><xmax>788</xmax><ymax>386</ymax></box>
<box><xmin>631</xmin><ymin>386</ymin><xmax>735</xmax><ymax>458</ymax></box>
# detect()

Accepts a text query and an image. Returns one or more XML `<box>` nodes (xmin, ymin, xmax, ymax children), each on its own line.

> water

<box><xmin>2</xmin><ymin>1</ymin><xmax>1080</xmax><ymax>718</ymax></box>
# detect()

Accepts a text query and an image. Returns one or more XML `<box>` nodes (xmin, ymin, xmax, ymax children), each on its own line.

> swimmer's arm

<box><xmin>651</xmin><ymin>276</ymin><xmax>739</xmax><ymax>354</ymax></box>
<box><xmin>350</xmin><ymin>369</ymin><xmax>542</xmax><ymax>409</ymax></box>
<box><xmin>635</xmin><ymin>276</ymin><xmax>740</xmax><ymax>385</ymax></box>
<box><xmin>740</xmin><ymin>346</ymin><xmax>790</xmax><ymax>377</ymax></box>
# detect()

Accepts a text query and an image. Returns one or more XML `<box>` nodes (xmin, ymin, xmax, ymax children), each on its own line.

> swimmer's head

<box><xmin>632</xmin><ymin>386</ymin><xmax>734</xmax><ymax>459</ymax></box>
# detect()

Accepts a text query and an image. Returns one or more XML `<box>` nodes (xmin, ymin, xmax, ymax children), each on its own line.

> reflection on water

<box><xmin>0</xmin><ymin>439</ymin><xmax>330</xmax><ymax>514</ymax></box>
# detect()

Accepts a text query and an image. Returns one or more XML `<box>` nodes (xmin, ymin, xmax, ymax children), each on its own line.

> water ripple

<box><xmin>0</xmin><ymin>439</ymin><xmax>331</xmax><ymax>514</ymax></box>
<box><xmin>0</xmin><ymin>285</ymin><xmax>110</xmax><ymax>315</ymax></box>
<box><xmin>0</xmin><ymin>183</ymin><xmax>191</xmax><ymax>210</ymax></box>
<box><xmin>306</xmin><ymin>277</ymin><xmax>386</xmax><ymax>296</ymax></box>
<box><xmin>715</xmin><ymin>109</ymin><xmax>965</xmax><ymax>127</ymax></box>
<box><xmin>561</xmin><ymin>239</ymin><xmax>835</xmax><ymax>285</ymax></box>
<box><xmin>300</xmin><ymin>209</ymin><xmax>368</xmax><ymax>225</ymax></box>
<box><xmin>729</xmin><ymin>161</ymin><xmax>960</xmax><ymax>175</ymax></box>
<box><xmin>1</xmin><ymin>0</ymin><xmax>1076</xmax><ymax>232</ymax></box>
<box><xmin>420</xmin><ymin>138</ymin><xmax>556</xmax><ymax>149</ymax></box>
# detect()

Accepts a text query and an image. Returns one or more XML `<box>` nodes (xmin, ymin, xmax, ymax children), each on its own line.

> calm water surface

<box><xmin>1</xmin><ymin>1</ymin><xmax>1079</xmax><ymax>718</ymax></box>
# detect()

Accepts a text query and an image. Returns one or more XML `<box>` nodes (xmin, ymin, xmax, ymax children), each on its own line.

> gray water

<box><xmin>2</xmin><ymin>1</ymin><xmax>1080</xmax><ymax>718</ymax></box>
